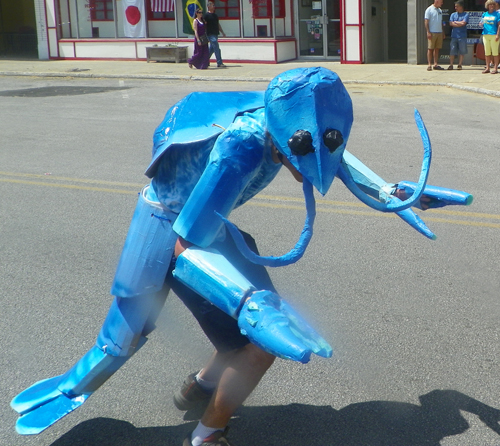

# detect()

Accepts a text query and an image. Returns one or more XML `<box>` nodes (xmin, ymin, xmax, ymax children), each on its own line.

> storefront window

<box><xmin>147</xmin><ymin>9</ymin><xmax>175</xmax><ymax>20</ymax></box>
<box><xmin>252</xmin><ymin>0</ymin><xmax>285</xmax><ymax>18</ymax></box>
<box><xmin>89</xmin><ymin>0</ymin><xmax>114</xmax><ymax>21</ymax></box>
<box><xmin>55</xmin><ymin>0</ymin><xmax>290</xmax><ymax>40</ymax></box>
<box><xmin>214</xmin><ymin>0</ymin><xmax>240</xmax><ymax>19</ymax></box>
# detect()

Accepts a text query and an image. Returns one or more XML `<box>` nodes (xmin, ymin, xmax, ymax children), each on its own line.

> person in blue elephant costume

<box><xmin>11</xmin><ymin>67</ymin><xmax>472</xmax><ymax>446</ymax></box>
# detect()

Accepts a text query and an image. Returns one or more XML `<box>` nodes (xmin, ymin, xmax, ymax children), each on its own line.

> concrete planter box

<box><xmin>146</xmin><ymin>46</ymin><xmax>188</xmax><ymax>63</ymax></box>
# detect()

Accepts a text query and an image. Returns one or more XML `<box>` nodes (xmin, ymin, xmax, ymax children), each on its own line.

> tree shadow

<box><xmin>50</xmin><ymin>390</ymin><xmax>500</xmax><ymax>446</ymax></box>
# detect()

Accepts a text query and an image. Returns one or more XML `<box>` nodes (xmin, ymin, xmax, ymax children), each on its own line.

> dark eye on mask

<box><xmin>323</xmin><ymin>128</ymin><xmax>344</xmax><ymax>153</ymax></box>
<box><xmin>287</xmin><ymin>130</ymin><xmax>315</xmax><ymax>156</ymax></box>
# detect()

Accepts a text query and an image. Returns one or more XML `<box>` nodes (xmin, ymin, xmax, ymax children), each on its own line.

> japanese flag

<box><xmin>122</xmin><ymin>0</ymin><xmax>146</xmax><ymax>38</ymax></box>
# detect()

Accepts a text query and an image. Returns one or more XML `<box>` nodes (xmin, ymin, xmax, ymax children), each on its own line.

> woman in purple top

<box><xmin>188</xmin><ymin>9</ymin><xmax>209</xmax><ymax>70</ymax></box>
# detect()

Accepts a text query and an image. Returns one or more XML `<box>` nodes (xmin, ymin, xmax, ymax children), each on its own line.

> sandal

<box><xmin>427</xmin><ymin>66</ymin><xmax>432</xmax><ymax>71</ymax></box>
<box><xmin>482</xmin><ymin>68</ymin><xmax>490</xmax><ymax>74</ymax></box>
<box><xmin>491</xmin><ymin>70</ymin><xmax>498</xmax><ymax>74</ymax></box>
<box><xmin>447</xmin><ymin>65</ymin><xmax>453</xmax><ymax>70</ymax></box>
<box><xmin>457</xmin><ymin>65</ymin><xmax>462</xmax><ymax>70</ymax></box>
<box><xmin>433</xmin><ymin>65</ymin><xmax>444</xmax><ymax>70</ymax></box>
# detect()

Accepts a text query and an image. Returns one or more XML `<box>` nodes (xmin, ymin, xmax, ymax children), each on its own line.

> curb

<box><xmin>0</xmin><ymin>71</ymin><xmax>273</xmax><ymax>82</ymax></box>
<box><xmin>1</xmin><ymin>70</ymin><xmax>500</xmax><ymax>97</ymax></box>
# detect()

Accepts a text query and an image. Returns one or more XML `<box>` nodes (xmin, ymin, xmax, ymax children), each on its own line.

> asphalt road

<box><xmin>1</xmin><ymin>76</ymin><xmax>500</xmax><ymax>446</ymax></box>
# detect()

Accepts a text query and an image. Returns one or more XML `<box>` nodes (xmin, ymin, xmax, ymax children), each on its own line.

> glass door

<box><xmin>298</xmin><ymin>0</ymin><xmax>340</xmax><ymax>58</ymax></box>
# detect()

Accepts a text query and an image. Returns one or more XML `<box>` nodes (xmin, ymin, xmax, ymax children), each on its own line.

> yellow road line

<box><xmin>245</xmin><ymin>201</ymin><xmax>500</xmax><ymax>229</ymax></box>
<box><xmin>250</xmin><ymin>194</ymin><xmax>500</xmax><ymax>220</ymax></box>
<box><xmin>0</xmin><ymin>178</ymin><xmax>138</xmax><ymax>195</ymax></box>
<box><xmin>0</xmin><ymin>171</ymin><xmax>143</xmax><ymax>188</ymax></box>
<box><xmin>2</xmin><ymin>174</ymin><xmax>499</xmax><ymax>229</ymax></box>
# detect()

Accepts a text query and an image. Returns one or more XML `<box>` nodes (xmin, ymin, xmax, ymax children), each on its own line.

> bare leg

<box><xmin>201</xmin><ymin>344</ymin><xmax>275</xmax><ymax>429</ymax></box>
<box><xmin>427</xmin><ymin>49</ymin><xmax>433</xmax><ymax>69</ymax></box>
<box><xmin>433</xmin><ymin>48</ymin><xmax>440</xmax><ymax>67</ymax></box>
<box><xmin>198</xmin><ymin>350</ymin><xmax>236</xmax><ymax>383</ymax></box>
<box><xmin>449</xmin><ymin>55</ymin><xmax>455</xmax><ymax>68</ymax></box>
<box><xmin>493</xmin><ymin>55</ymin><xmax>499</xmax><ymax>73</ymax></box>
<box><xmin>484</xmin><ymin>55</ymin><xmax>492</xmax><ymax>73</ymax></box>
<box><xmin>458</xmin><ymin>54</ymin><xmax>464</xmax><ymax>67</ymax></box>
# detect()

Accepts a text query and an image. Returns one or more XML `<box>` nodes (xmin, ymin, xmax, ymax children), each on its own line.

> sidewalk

<box><xmin>1</xmin><ymin>58</ymin><xmax>500</xmax><ymax>97</ymax></box>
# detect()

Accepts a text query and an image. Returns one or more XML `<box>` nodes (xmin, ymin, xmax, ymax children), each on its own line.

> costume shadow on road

<box><xmin>50</xmin><ymin>390</ymin><xmax>500</xmax><ymax>446</ymax></box>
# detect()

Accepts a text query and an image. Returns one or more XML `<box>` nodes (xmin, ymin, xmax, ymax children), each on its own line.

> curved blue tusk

<box><xmin>217</xmin><ymin>177</ymin><xmax>316</xmax><ymax>267</ymax></box>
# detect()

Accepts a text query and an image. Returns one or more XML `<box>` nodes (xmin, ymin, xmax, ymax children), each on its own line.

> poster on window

<box><xmin>183</xmin><ymin>0</ymin><xmax>206</xmax><ymax>34</ymax></box>
<box><xmin>121</xmin><ymin>0</ymin><xmax>147</xmax><ymax>37</ymax></box>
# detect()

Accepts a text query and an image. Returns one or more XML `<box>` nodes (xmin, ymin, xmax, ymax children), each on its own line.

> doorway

<box><xmin>298</xmin><ymin>0</ymin><xmax>341</xmax><ymax>59</ymax></box>
<box><xmin>0</xmin><ymin>0</ymin><xmax>38</xmax><ymax>58</ymax></box>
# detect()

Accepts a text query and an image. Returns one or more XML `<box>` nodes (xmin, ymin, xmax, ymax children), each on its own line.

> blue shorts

<box><xmin>450</xmin><ymin>37</ymin><xmax>467</xmax><ymax>56</ymax></box>
<box><xmin>166</xmin><ymin>230</ymin><xmax>277</xmax><ymax>353</ymax></box>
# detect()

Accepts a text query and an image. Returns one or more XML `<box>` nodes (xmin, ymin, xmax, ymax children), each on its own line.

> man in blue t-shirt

<box><xmin>448</xmin><ymin>0</ymin><xmax>469</xmax><ymax>70</ymax></box>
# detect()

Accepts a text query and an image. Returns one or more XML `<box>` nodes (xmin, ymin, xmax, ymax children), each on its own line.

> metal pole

<box><xmin>174</xmin><ymin>0</ymin><xmax>179</xmax><ymax>37</ymax></box>
<box><xmin>272</xmin><ymin>0</ymin><xmax>276</xmax><ymax>37</ymax></box>
<box><xmin>74</xmin><ymin>0</ymin><xmax>80</xmax><ymax>38</ymax></box>
<box><xmin>240</xmin><ymin>0</ymin><xmax>244</xmax><ymax>37</ymax></box>
<box><xmin>113</xmin><ymin>0</ymin><xmax>118</xmax><ymax>37</ymax></box>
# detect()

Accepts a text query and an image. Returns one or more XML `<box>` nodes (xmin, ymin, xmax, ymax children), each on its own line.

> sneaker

<box><xmin>217</xmin><ymin>63</ymin><xmax>227</xmax><ymax>68</ymax></box>
<box><xmin>174</xmin><ymin>371</ymin><xmax>213</xmax><ymax>411</ymax></box>
<box><xmin>183</xmin><ymin>428</ymin><xmax>234</xmax><ymax>446</ymax></box>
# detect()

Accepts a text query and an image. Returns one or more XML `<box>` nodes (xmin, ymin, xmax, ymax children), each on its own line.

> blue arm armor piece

<box><xmin>173</xmin><ymin>247</ymin><xmax>332</xmax><ymax>363</ymax></box>
<box><xmin>173</xmin><ymin>247</ymin><xmax>256</xmax><ymax>317</ymax></box>
<box><xmin>396</xmin><ymin>181</ymin><xmax>474</xmax><ymax>209</ymax></box>
<box><xmin>173</xmin><ymin>128</ymin><xmax>267</xmax><ymax>248</ymax></box>
<box><xmin>238</xmin><ymin>291</ymin><xmax>333</xmax><ymax>363</ymax></box>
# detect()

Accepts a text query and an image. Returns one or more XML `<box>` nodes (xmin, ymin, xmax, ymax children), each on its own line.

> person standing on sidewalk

<box><xmin>204</xmin><ymin>1</ymin><xmax>226</xmax><ymax>68</ymax></box>
<box><xmin>425</xmin><ymin>0</ymin><xmax>445</xmax><ymax>71</ymax></box>
<box><xmin>448</xmin><ymin>1</ymin><xmax>469</xmax><ymax>70</ymax></box>
<box><xmin>187</xmin><ymin>9</ymin><xmax>210</xmax><ymax>70</ymax></box>
<box><xmin>480</xmin><ymin>0</ymin><xmax>500</xmax><ymax>74</ymax></box>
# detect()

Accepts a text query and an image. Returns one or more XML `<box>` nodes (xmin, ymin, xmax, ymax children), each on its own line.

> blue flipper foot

<box><xmin>11</xmin><ymin>375</ymin><xmax>64</xmax><ymax>415</ymax></box>
<box><xmin>15</xmin><ymin>393</ymin><xmax>89</xmax><ymax>435</ymax></box>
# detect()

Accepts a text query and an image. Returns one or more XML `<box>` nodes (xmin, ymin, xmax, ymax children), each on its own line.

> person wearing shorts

<box><xmin>481</xmin><ymin>0</ymin><xmax>500</xmax><ymax>73</ymax></box>
<box><xmin>448</xmin><ymin>1</ymin><xmax>469</xmax><ymax>70</ymax></box>
<box><xmin>425</xmin><ymin>0</ymin><xmax>446</xmax><ymax>71</ymax></box>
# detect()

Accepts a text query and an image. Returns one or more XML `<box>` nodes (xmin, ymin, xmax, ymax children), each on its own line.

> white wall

<box><xmin>343</xmin><ymin>0</ymin><xmax>362</xmax><ymax>62</ymax></box>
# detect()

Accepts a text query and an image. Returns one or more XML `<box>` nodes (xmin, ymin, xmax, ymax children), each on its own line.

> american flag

<box><xmin>151</xmin><ymin>0</ymin><xmax>175</xmax><ymax>12</ymax></box>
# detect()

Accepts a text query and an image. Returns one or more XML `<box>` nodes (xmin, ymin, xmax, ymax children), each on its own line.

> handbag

<box><xmin>199</xmin><ymin>34</ymin><xmax>209</xmax><ymax>45</ymax></box>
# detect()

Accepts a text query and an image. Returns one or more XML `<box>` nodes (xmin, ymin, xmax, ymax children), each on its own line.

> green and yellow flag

<box><xmin>183</xmin><ymin>0</ymin><xmax>206</xmax><ymax>34</ymax></box>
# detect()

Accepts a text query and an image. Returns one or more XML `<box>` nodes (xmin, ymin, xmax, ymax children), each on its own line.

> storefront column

<box><xmin>34</xmin><ymin>0</ymin><xmax>49</xmax><ymax>59</ymax></box>
<box><xmin>408</xmin><ymin>0</ymin><xmax>427</xmax><ymax>64</ymax></box>
<box><xmin>342</xmin><ymin>0</ymin><xmax>363</xmax><ymax>63</ymax></box>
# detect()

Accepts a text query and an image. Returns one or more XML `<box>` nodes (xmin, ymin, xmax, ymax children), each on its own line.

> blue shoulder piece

<box><xmin>145</xmin><ymin>91</ymin><xmax>265</xmax><ymax>178</ymax></box>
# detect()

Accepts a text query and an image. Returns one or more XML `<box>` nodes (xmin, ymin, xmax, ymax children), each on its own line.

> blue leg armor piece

<box><xmin>11</xmin><ymin>185</ymin><xmax>177</xmax><ymax>435</ymax></box>
<box><xmin>173</xmin><ymin>247</ymin><xmax>332</xmax><ymax>363</ymax></box>
<box><xmin>11</xmin><ymin>292</ymin><xmax>166</xmax><ymax>435</ymax></box>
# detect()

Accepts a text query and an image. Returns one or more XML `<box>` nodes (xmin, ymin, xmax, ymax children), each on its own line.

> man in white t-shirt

<box><xmin>425</xmin><ymin>0</ymin><xmax>446</xmax><ymax>70</ymax></box>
